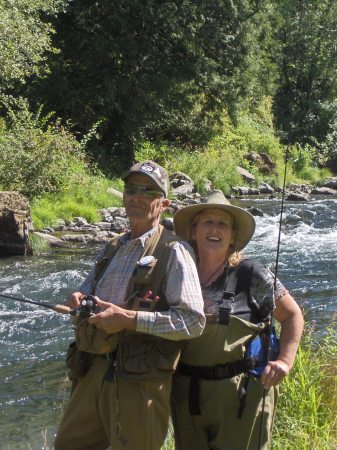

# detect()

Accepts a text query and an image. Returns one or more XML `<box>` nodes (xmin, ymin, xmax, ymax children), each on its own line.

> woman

<box><xmin>171</xmin><ymin>190</ymin><xmax>304</xmax><ymax>450</ymax></box>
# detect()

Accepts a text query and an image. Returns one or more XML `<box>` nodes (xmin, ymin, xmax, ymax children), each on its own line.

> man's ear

<box><xmin>160</xmin><ymin>198</ymin><xmax>171</xmax><ymax>212</ymax></box>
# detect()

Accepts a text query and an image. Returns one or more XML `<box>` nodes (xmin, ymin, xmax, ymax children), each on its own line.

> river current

<box><xmin>0</xmin><ymin>197</ymin><xmax>336</xmax><ymax>449</ymax></box>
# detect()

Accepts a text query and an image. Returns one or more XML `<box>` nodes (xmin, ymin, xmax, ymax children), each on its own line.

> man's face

<box><xmin>123</xmin><ymin>174</ymin><xmax>170</xmax><ymax>226</ymax></box>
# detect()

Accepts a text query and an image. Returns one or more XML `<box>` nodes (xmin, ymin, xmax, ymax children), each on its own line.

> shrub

<box><xmin>0</xmin><ymin>98</ymin><xmax>89</xmax><ymax>198</ymax></box>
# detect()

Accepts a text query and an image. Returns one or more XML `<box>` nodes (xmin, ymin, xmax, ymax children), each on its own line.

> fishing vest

<box><xmin>75</xmin><ymin>225</ymin><xmax>183</xmax><ymax>381</ymax></box>
<box><xmin>177</xmin><ymin>259</ymin><xmax>276</xmax><ymax>416</ymax></box>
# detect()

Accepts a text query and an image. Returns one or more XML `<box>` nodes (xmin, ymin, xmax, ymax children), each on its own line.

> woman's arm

<box><xmin>261</xmin><ymin>292</ymin><xmax>304</xmax><ymax>389</ymax></box>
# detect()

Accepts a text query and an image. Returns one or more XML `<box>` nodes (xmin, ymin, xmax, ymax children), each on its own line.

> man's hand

<box><xmin>64</xmin><ymin>291</ymin><xmax>85</xmax><ymax>309</ymax></box>
<box><xmin>88</xmin><ymin>299</ymin><xmax>137</xmax><ymax>334</ymax></box>
<box><xmin>261</xmin><ymin>360</ymin><xmax>290</xmax><ymax>389</ymax></box>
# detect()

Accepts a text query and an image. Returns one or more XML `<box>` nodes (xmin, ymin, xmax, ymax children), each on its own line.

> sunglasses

<box><xmin>124</xmin><ymin>183</ymin><xmax>163</xmax><ymax>199</ymax></box>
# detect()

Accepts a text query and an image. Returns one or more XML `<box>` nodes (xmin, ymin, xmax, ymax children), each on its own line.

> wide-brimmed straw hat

<box><xmin>174</xmin><ymin>189</ymin><xmax>256</xmax><ymax>251</ymax></box>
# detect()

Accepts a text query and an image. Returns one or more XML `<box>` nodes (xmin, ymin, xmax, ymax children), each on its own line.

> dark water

<box><xmin>0</xmin><ymin>198</ymin><xmax>336</xmax><ymax>449</ymax></box>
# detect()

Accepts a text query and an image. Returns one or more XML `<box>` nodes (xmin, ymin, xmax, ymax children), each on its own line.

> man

<box><xmin>54</xmin><ymin>160</ymin><xmax>205</xmax><ymax>450</ymax></box>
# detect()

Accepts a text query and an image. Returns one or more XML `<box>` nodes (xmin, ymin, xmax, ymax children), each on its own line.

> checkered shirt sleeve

<box><xmin>136</xmin><ymin>241</ymin><xmax>205</xmax><ymax>339</ymax></box>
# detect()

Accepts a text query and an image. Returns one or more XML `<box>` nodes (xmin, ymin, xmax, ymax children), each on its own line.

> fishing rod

<box><xmin>257</xmin><ymin>148</ymin><xmax>289</xmax><ymax>448</ymax></box>
<box><xmin>0</xmin><ymin>292</ymin><xmax>100</xmax><ymax>318</ymax></box>
<box><xmin>0</xmin><ymin>292</ymin><xmax>71</xmax><ymax>315</ymax></box>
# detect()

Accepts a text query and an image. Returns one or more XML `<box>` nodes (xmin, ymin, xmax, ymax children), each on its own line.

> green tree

<box><xmin>273</xmin><ymin>0</ymin><xmax>337</xmax><ymax>151</ymax></box>
<box><xmin>32</xmin><ymin>0</ymin><xmax>267</xmax><ymax>170</ymax></box>
<box><xmin>0</xmin><ymin>0</ymin><xmax>65</xmax><ymax>95</ymax></box>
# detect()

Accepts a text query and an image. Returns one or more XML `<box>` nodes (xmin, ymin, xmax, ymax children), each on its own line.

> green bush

<box><xmin>0</xmin><ymin>98</ymin><xmax>89</xmax><ymax>198</ymax></box>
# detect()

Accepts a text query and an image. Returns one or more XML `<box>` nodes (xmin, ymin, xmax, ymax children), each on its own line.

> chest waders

<box><xmin>176</xmin><ymin>259</ymin><xmax>278</xmax><ymax>418</ymax></box>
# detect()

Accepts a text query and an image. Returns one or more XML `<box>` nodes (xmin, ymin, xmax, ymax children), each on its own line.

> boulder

<box><xmin>236</xmin><ymin>167</ymin><xmax>256</xmax><ymax>184</ymax></box>
<box><xmin>286</xmin><ymin>192</ymin><xmax>309</xmax><ymax>202</ymax></box>
<box><xmin>246</xmin><ymin>152</ymin><xmax>276</xmax><ymax>175</ymax></box>
<box><xmin>106</xmin><ymin>186</ymin><xmax>123</xmax><ymax>199</ymax></box>
<box><xmin>311</xmin><ymin>187</ymin><xmax>337</xmax><ymax>196</ymax></box>
<box><xmin>258</xmin><ymin>182</ymin><xmax>274</xmax><ymax>194</ymax></box>
<box><xmin>322</xmin><ymin>177</ymin><xmax>337</xmax><ymax>190</ymax></box>
<box><xmin>0</xmin><ymin>191</ymin><xmax>33</xmax><ymax>256</ymax></box>
<box><xmin>246</xmin><ymin>207</ymin><xmax>264</xmax><ymax>217</ymax></box>
<box><xmin>34</xmin><ymin>232</ymin><xmax>68</xmax><ymax>247</ymax></box>
<box><xmin>170</xmin><ymin>172</ymin><xmax>194</xmax><ymax>196</ymax></box>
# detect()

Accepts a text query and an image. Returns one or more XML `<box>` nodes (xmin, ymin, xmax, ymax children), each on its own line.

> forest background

<box><xmin>0</xmin><ymin>0</ymin><xmax>336</xmax><ymax>227</ymax></box>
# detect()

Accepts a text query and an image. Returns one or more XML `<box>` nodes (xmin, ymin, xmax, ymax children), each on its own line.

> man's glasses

<box><xmin>124</xmin><ymin>183</ymin><xmax>163</xmax><ymax>199</ymax></box>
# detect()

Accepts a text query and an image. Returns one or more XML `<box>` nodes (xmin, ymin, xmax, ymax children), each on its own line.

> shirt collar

<box><xmin>118</xmin><ymin>226</ymin><xmax>159</xmax><ymax>247</ymax></box>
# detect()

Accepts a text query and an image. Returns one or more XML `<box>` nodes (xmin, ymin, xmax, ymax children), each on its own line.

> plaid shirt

<box><xmin>80</xmin><ymin>226</ymin><xmax>205</xmax><ymax>340</ymax></box>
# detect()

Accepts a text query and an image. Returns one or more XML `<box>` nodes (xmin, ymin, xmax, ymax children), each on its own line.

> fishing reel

<box><xmin>71</xmin><ymin>295</ymin><xmax>101</xmax><ymax>319</ymax></box>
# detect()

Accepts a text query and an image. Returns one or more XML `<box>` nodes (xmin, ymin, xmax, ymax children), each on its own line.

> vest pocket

<box><xmin>66</xmin><ymin>341</ymin><xmax>96</xmax><ymax>380</ymax></box>
<box><xmin>132</xmin><ymin>259</ymin><xmax>158</xmax><ymax>285</ymax></box>
<box><xmin>117</xmin><ymin>332</ymin><xmax>181</xmax><ymax>381</ymax></box>
<box><xmin>75</xmin><ymin>321</ymin><xmax>118</xmax><ymax>354</ymax></box>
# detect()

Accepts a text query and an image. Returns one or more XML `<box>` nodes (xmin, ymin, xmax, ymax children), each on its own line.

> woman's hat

<box><xmin>173</xmin><ymin>189</ymin><xmax>256</xmax><ymax>251</ymax></box>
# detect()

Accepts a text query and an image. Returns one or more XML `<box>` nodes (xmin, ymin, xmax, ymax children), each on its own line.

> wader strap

<box><xmin>238</xmin><ymin>373</ymin><xmax>250</xmax><ymax>419</ymax></box>
<box><xmin>218</xmin><ymin>266</ymin><xmax>238</xmax><ymax>325</ymax></box>
<box><xmin>189</xmin><ymin>374</ymin><xmax>201</xmax><ymax>415</ymax></box>
<box><xmin>100</xmin><ymin>352</ymin><xmax>118</xmax><ymax>383</ymax></box>
<box><xmin>90</xmin><ymin>238</ymin><xmax>123</xmax><ymax>295</ymax></box>
<box><xmin>177</xmin><ymin>360</ymin><xmax>253</xmax><ymax>415</ymax></box>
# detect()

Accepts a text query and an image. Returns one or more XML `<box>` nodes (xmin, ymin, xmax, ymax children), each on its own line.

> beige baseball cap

<box><xmin>121</xmin><ymin>160</ymin><xmax>169</xmax><ymax>197</ymax></box>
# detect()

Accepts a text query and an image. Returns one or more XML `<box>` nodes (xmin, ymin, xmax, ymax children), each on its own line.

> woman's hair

<box><xmin>227</xmin><ymin>250</ymin><xmax>243</xmax><ymax>267</ymax></box>
<box><xmin>190</xmin><ymin>210</ymin><xmax>244</xmax><ymax>267</ymax></box>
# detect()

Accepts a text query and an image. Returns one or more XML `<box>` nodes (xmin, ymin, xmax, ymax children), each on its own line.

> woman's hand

<box><xmin>264</xmin><ymin>291</ymin><xmax>304</xmax><ymax>389</ymax></box>
<box><xmin>261</xmin><ymin>359</ymin><xmax>290</xmax><ymax>389</ymax></box>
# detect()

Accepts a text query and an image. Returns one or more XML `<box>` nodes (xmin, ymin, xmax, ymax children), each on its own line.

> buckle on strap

<box><xmin>218</xmin><ymin>291</ymin><xmax>235</xmax><ymax>325</ymax></box>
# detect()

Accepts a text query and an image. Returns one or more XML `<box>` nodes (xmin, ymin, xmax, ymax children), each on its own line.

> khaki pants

<box><xmin>55</xmin><ymin>357</ymin><xmax>171</xmax><ymax>450</ymax></box>
<box><xmin>171</xmin><ymin>372</ymin><xmax>278</xmax><ymax>450</ymax></box>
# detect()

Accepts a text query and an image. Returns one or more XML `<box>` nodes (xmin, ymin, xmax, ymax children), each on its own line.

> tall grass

<box><xmin>272</xmin><ymin>322</ymin><xmax>337</xmax><ymax>449</ymax></box>
<box><xmin>31</xmin><ymin>175</ymin><xmax>122</xmax><ymax>230</ymax></box>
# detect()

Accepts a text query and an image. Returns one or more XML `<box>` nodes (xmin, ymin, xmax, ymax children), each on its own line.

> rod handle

<box><xmin>53</xmin><ymin>304</ymin><xmax>72</xmax><ymax>314</ymax></box>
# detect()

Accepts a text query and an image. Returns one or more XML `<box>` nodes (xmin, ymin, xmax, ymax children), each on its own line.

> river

<box><xmin>0</xmin><ymin>197</ymin><xmax>336</xmax><ymax>449</ymax></box>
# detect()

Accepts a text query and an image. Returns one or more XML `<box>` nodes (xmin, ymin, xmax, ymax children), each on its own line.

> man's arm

<box><xmin>89</xmin><ymin>241</ymin><xmax>205</xmax><ymax>340</ymax></box>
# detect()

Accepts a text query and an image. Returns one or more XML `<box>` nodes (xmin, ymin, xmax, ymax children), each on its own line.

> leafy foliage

<box><xmin>31</xmin><ymin>175</ymin><xmax>121</xmax><ymax>229</ymax></box>
<box><xmin>0</xmin><ymin>98</ymin><xmax>89</xmax><ymax>198</ymax></box>
<box><xmin>274</xmin><ymin>0</ymin><xmax>337</xmax><ymax>150</ymax></box>
<box><xmin>0</xmin><ymin>0</ymin><xmax>64</xmax><ymax>92</ymax></box>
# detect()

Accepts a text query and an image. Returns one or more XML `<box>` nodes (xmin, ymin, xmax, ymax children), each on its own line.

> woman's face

<box><xmin>191</xmin><ymin>208</ymin><xmax>235</xmax><ymax>257</ymax></box>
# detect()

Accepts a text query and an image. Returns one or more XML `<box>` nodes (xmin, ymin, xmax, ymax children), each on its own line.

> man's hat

<box><xmin>174</xmin><ymin>189</ymin><xmax>256</xmax><ymax>251</ymax></box>
<box><xmin>121</xmin><ymin>161</ymin><xmax>169</xmax><ymax>197</ymax></box>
